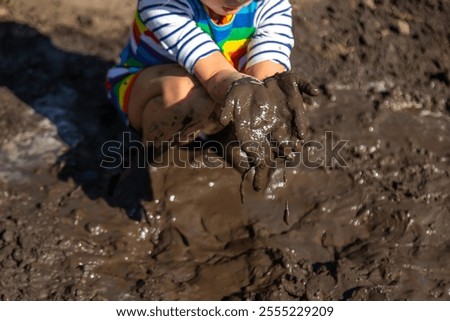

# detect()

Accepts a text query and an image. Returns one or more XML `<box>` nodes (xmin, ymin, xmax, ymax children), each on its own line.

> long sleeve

<box><xmin>246</xmin><ymin>0</ymin><xmax>294</xmax><ymax>71</ymax></box>
<box><xmin>138</xmin><ymin>0</ymin><xmax>221</xmax><ymax>73</ymax></box>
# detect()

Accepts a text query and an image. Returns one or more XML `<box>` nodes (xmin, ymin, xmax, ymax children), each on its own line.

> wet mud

<box><xmin>1</xmin><ymin>0</ymin><xmax>450</xmax><ymax>300</ymax></box>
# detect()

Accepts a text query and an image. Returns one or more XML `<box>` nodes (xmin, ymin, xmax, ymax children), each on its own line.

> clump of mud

<box><xmin>0</xmin><ymin>0</ymin><xmax>449</xmax><ymax>300</ymax></box>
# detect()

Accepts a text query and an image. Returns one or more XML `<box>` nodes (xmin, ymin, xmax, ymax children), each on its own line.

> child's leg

<box><xmin>127</xmin><ymin>64</ymin><xmax>223</xmax><ymax>150</ymax></box>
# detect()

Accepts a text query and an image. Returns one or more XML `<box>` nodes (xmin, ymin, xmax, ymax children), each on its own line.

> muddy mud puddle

<box><xmin>1</xmin><ymin>88</ymin><xmax>449</xmax><ymax>300</ymax></box>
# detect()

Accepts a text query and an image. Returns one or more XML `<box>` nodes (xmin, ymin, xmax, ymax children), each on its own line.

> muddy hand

<box><xmin>221</xmin><ymin>77</ymin><xmax>276</xmax><ymax>191</ymax></box>
<box><xmin>264</xmin><ymin>72</ymin><xmax>319</xmax><ymax>157</ymax></box>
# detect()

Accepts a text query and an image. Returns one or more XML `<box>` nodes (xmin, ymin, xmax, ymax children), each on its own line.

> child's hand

<box><xmin>264</xmin><ymin>72</ymin><xmax>319</xmax><ymax>157</ymax></box>
<box><xmin>220</xmin><ymin>77</ymin><xmax>278</xmax><ymax>191</ymax></box>
<box><xmin>220</xmin><ymin>73</ymin><xmax>319</xmax><ymax>191</ymax></box>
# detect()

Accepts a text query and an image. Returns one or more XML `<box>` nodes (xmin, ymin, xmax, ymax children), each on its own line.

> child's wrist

<box><xmin>206</xmin><ymin>71</ymin><xmax>247</xmax><ymax>102</ymax></box>
<box><xmin>223</xmin><ymin>77</ymin><xmax>264</xmax><ymax>102</ymax></box>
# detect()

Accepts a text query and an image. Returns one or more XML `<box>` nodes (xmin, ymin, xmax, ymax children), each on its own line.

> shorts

<box><xmin>106</xmin><ymin>72</ymin><xmax>140</xmax><ymax>126</ymax></box>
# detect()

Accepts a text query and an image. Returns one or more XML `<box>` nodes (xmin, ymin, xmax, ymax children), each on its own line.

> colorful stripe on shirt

<box><xmin>196</xmin><ymin>3</ymin><xmax>256</xmax><ymax>70</ymax></box>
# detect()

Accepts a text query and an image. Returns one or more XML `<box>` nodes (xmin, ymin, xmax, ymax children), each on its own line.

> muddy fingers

<box><xmin>295</xmin><ymin>75</ymin><xmax>320</xmax><ymax>97</ymax></box>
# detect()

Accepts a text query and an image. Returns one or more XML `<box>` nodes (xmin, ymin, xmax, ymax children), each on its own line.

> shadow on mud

<box><xmin>0</xmin><ymin>22</ymin><xmax>151</xmax><ymax>220</ymax></box>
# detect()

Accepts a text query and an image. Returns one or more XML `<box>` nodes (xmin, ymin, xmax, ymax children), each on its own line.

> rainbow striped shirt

<box><xmin>107</xmin><ymin>0</ymin><xmax>294</xmax><ymax>84</ymax></box>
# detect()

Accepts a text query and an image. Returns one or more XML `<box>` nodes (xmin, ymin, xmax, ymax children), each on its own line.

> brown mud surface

<box><xmin>1</xmin><ymin>0</ymin><xmax>449</xmax><ymax>300</ymax></box>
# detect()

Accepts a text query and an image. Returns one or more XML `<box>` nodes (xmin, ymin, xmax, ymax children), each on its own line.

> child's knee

<box><xmin>160</xmin><ymin>75</ymin><xmax>199</xmax><ymax>107</ymax></box>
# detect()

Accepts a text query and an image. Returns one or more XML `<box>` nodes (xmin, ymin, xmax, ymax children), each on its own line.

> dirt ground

<box><xmin>0</xmin><ymin>0</ymin><xmax>449</xmax><ymax>300</ymax></box>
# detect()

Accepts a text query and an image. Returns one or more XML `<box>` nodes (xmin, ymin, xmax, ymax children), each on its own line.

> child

<box><xmin>106</xmin><ymin>0</ymin><xmax>318</xmax><ymax>190</ymax></box>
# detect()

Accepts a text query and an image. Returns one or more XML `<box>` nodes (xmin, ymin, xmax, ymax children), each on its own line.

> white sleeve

<box><xmin>247</xmin><ymin>0</ymin><xmax>294</xmax><ymax>71</ymax></box>
<box><xmin>138</xmin><ymin>0</ymin><xmax>221</xmax><ymax>73</ymax></box>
